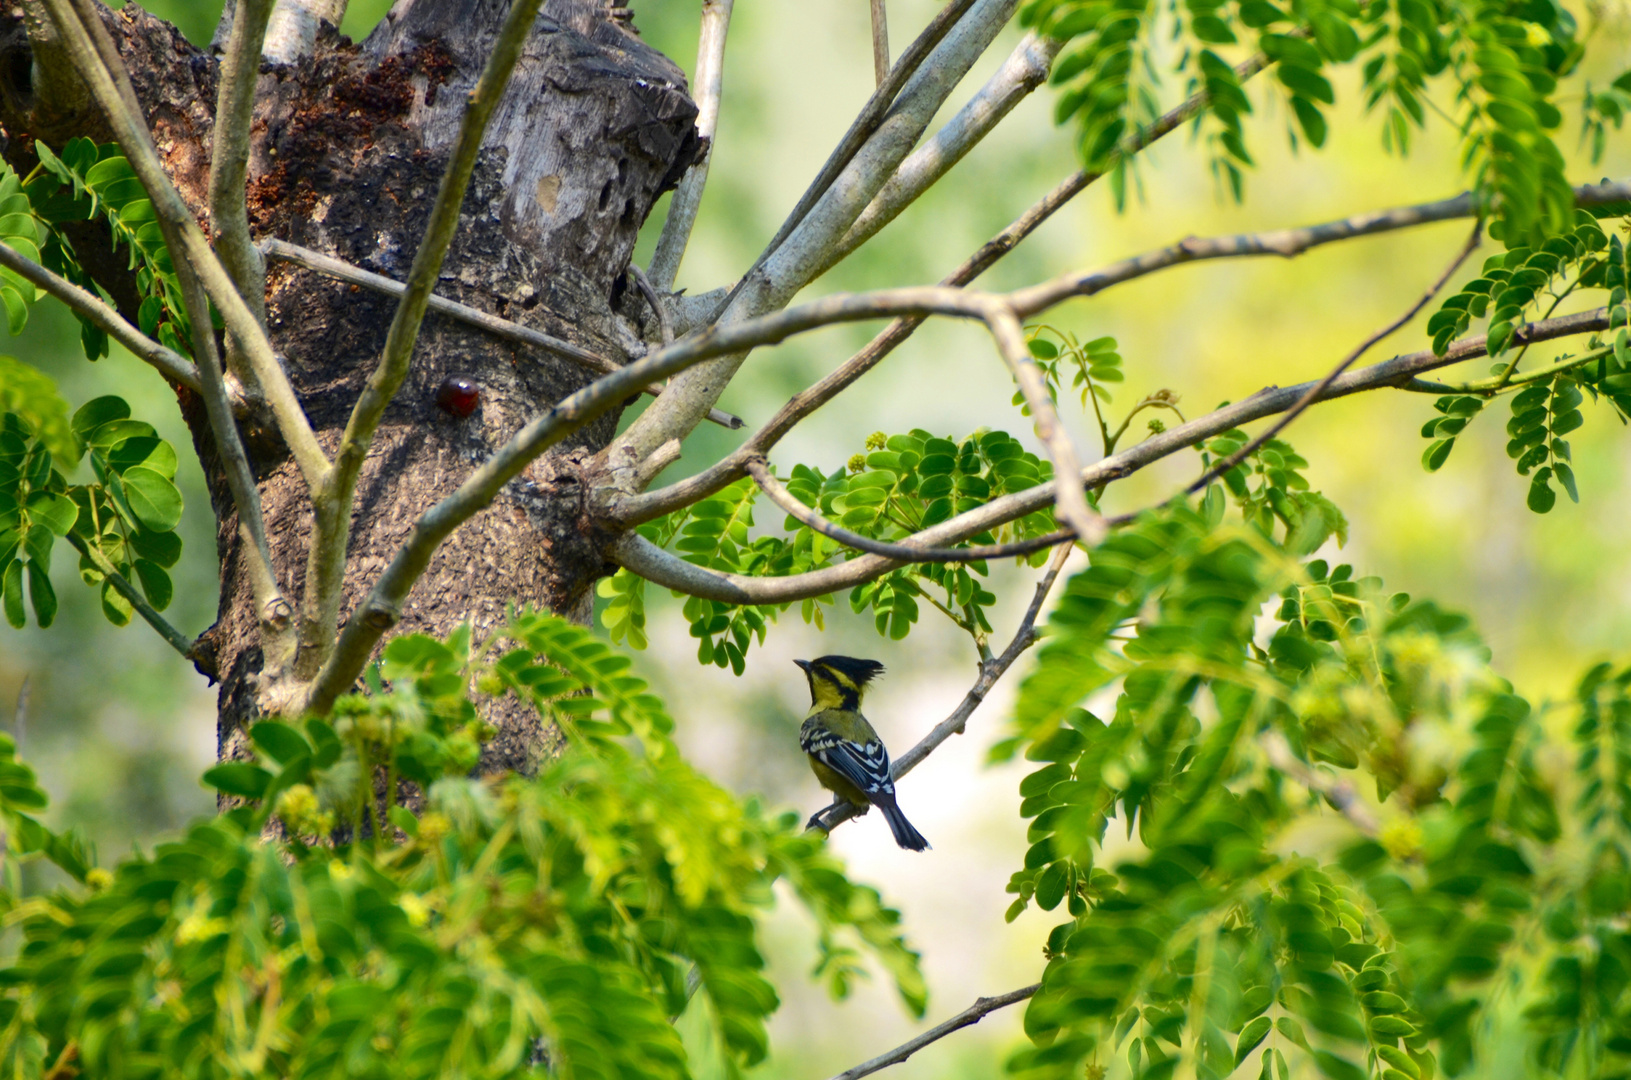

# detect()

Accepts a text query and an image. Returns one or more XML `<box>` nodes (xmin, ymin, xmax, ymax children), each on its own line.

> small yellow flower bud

<box><xmin>847</xmin><ymin>453</ymin><xmax>867</xmax><ymax>474</ymax></box>
<box><xmin>865</xmin><ymin>431</ymin><xmax>887</xmax><ymax>450</ymax></box>
<box><xmin>418</xmin><ymin>812</ymin><xmax>453</xmax><ymax>845</ymax></box>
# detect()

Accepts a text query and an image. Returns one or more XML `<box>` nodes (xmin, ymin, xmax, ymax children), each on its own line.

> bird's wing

<box><xmin>803</xmin><ymin>724</ymin><xmax>895</xmax><ymax>799</ymax></box>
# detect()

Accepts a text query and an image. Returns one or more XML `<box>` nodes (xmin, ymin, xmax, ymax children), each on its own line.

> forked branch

<box><xmin>613</xmin><ymin>307</ymin><xmax>1612</xmax><ymax>605</ymax></box>
<box><xmin>613</xmin><ymin>49</ymin><xmax>1282</xmax><ymax>527</ymax></box>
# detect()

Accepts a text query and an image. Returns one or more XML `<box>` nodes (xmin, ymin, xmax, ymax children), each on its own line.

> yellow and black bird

<box><xmin>795</xmin><ymin>656</ymin><xmax>929</xmax><ymax>851</ymax></box>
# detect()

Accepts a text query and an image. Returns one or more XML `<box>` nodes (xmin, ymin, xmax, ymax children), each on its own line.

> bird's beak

<box><xmin>792</xmin><ymin>659</ymin><xmax>811</xmax><ymax>673</ymax></box>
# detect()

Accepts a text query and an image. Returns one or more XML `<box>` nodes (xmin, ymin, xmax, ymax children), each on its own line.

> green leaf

<box><xmin>201</xmin><ymin>762</ymin><xmax>272</xmax><ymax>799</ymax></box>
<box><xmin>25</xmin><ymin>560</ymin><xmax>54</xmax><ymax>628</ymax></box>
<box><xmin>71</xmin><ymin>396</ymin><xmax>130</xmax><ymax>446</ymax></box>
<box><xmin>1235</xmin><ymin>1016</ymin><xmax>1272</xmax><ymax>1065</ymax></box>
<box><xmin>132</xmin><ymin>558</ymin><xmax>171</xmax><ymax>610</ymax></box>
<box><xmin>116</xmin><ymin>466</ymin><xmax>183</xmax><ymax>532</ymax></box>
<box><xmin>0</xmin><ymin>359</ymin><xmax>77</xmax><ymax>464</ymax></box>
<box><xmin>248</xmin><ymin>721</ymin><xmax>312</xmax><ymax>765</ymax></box>
<box><xmin>2</xmin><ymin>557</ymin><xmax>22</xmax><ymax>627</ymax></box>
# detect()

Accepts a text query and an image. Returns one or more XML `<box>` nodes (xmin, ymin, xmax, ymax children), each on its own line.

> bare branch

<box><xmin>986</xmin><ymin>307</ymin><xmax>1103</xmax><ymax>544</ymax></box>
<box><xmin>171</xmin><ymin>250</ymin><xmax>292</xmax><ymax>642</ymax></box>
<box><xmin>610</xmin><ymin>307</ymin><xmax>1611</xmax><ymax>605</ymax></box>
<box><xmin>0</xmin><ymin>243</ymin><xmax>203</xmax><ymax>394</ymax></box>
<box><xmin>820</xmin><ymin>32</ymin><xmax>1062</xmax><ymax>276</ymax></box>
<box><xmin>259</xmin><ymin>239</ymin><xmax>741</xmax><ymax>429</ymax></box>
<box><xmin>627</xmin><ymin>264</ymin><xmax>675</xmax><ymax>346</ymax></box>
<box><xmin>825</xmin><ymin>983</ymin><xmax>1040</xmax><ymax>1080</ymax></box>
<box><xmin>303</xmin><ymin>0</ymin><xmax>547</xmax><ymax>677</ymax></box>
<box><xmin>811</xmin><ymin>543</ymin><xmax>1071</xmax><ymax>834</ymax></box>
<box><xmin>40</xmin><ymin>0</ymin><xmax>330</xmax><ymax>488</ymax></box>
<box><xmin>611</xmin><ymin>51</ymin><xmax>1284</xmax><ymax>526</ymax></box>
<box><xmin>64</xmin><ymin>532</ymin><xmax>195</xmax><ymax>659</ymax></box>
<box><xmin>753</xmin><ymin>0</ymin><xmax>980</xmax><ymax>273</ymax></box>
<box><xmin>209</xmin><ymin>0</ymin><xmax>274</xmax><ymax>326</ymax></box>
<box><xmin>1188</xmin><ymin>221</ymin><xmax>1483</xmax><ymax>495</ymax></box>
<box><xmin>869</xmin><ymin>0</ymin><xmax>891</xmax><ymax>87</ymax></box>
<box><xmin>648</xmin><ymin>0</ymin><xmax>734</xmax><ymax>292</ymax></box>
<box><xmin>610</xmin><ymin>0</ymin><xmax>1016</xmax><ymax>465</ymax></box>
<box><xmin>747</xmin><ymin>456</ymin><xmax>1071</xmax><ymax>561</ymax></box>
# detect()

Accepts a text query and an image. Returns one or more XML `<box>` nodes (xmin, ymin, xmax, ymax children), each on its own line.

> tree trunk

<box><xmin>0</xmin><ymin>0</ymin><xmax>700</xmax><ymax>772</ymax></box>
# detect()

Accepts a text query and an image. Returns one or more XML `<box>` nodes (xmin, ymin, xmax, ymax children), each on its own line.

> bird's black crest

<box><xmin>809</xmin><ymin>655</ymin><xmax>885</xmax><ymax>686</ymax></box>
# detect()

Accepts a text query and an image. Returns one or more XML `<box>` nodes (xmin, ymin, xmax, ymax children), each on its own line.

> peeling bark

<box><xmin>0</xmin><ymin>0</ymin><xmax>700</xmax><ymax>772</ymax></box>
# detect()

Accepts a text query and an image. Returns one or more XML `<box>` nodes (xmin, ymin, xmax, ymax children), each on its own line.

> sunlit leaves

<box><xmin>31</xmin><ymin>138</ymin><xmax>195</xmax><ymax>358</ymax></box>
<box><xmin>0</xmin><ymin>615</ymin><xmax>927</xmax><ymax>1078</ymax></box>
<box><xmin>602</xmin><ymin>429</ymin><xmax>1058</xmax><ymax>673</ymax></box>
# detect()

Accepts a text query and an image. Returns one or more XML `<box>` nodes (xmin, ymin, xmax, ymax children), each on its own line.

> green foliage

<box><xmin>1023</xmin><ymin>325</ymin><xmax>1125</xmax><ymax>413</ymax></box>
<box><xmin>599</xmin><ymin>429</ymin><xmax>1059</xmax><ymax>672</ymax></box>
<box><xmin>1427</xmin><ymin>208</ymin><xmax>1625</xmax><ymax>358</ymax></box>
<box><xmin>0</xmin><ymin>612</ymin><xmax>925</xmax><ymax>1078</ymax></box>
<box><xmin>29</xmin><ymin>138</ymin><xmax>195</xmax><ymax>360</ymax></box>
<box><xmin>989</xmin><ymin>486</ymin><xmax>1631</xmax><ymax>1080</ymax></box>
<box><xmin>1580</xmin><ymin>70</ymin><xmax>1631</xmax><ymax>165</ymax></box>
<box><xmin>1026</xmin><ymin>0</ymin><xmax>1601</xmax><ymax>243</ymax></box>
<box><xmin>0</xmin><ymin>168</ymin><xmax>45</xmax><ymax>338</ymax></box>
<box><xmin>0</xmin><ymin>394</ymin><xmax>186</xmax><ymax>630</ymax></box>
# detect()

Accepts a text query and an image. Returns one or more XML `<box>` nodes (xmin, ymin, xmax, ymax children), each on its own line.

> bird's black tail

<box><xmin>876</xmin><ymin>794</ymin><xmax>930</xmax><ymax>851</ymax></box>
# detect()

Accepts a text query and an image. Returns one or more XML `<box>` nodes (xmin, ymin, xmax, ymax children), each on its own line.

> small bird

<box><xmin>795</xmin><ymin>656</ymin><xmax>929</xmax><ymax>851</ymax></box>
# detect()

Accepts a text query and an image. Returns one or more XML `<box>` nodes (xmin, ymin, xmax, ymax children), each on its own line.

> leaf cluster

<box><xmin>600</xmin><ymin>428</ymin><xmax>1059</xmax><ymax>673</ymax></box>
<box><xmin>0</xmin><ymin>396</ymin><xmax>185</xmax><ymax>630</ymax></box>
<box><xmin>1026</xmin><ymin>0</ymin><xmax>1599</xmax><ymax>244</ymax></box>
<box><xmin>0</xmin><ymin>611</ymin><xmax>926</xmax><ymax>1078</ymax></box>
<box><xmin>31</xmin><ymin>139</ymin><xmax>196</xmax><ymax>360</ymax></box>
<box><xmin>986</xmin><ymin>477</ymin><xmax>1631</xmax><ymax>1080</ymax></box>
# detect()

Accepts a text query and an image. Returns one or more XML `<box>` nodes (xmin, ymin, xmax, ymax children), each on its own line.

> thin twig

<box><xmin>303</xmin><ymin>0</ymin><xmax>547</xmax><ymax>678</ymax></box>
<box><xmin>827</xmin><ymin>983</ymin><xmax>1040</xmax><ymax>1080</ymax></box>
<box><xmin>209</xmin><ymin>0</ymin><xmax>274</xmax><ymax>326</ymax></box>
<box><xmin>1402</xmin><ymin>343</ymin><xmax>1613</xmax><ymax>394</ymax></box>
<box><xmin>45</xmin><ymin>0</ymin><xmax>288</xmax><ymax>636</ymax></box>
<box><xmin>170</xmin><ymin>246</ymin><xmax>292</xmax><ymax>637</ymax></box>
<box><xmin>869</xmin><ymin>0</ymin><xmax>891</xmax><ymax>87</ymax></box>
<box><xmin>1188</xmin><ymin>221</ymin><xmax>1483</xmax><ymax>495</ymax></box>
<box><xmin>615</xmin><ymin>174</ymin><xmax>1626</xmax><ymax>489</ymax></box>
<box><xmin>648</xmin><ymin>0</ymin><xmax>734</xmax><ymax>292</ymax></box>
<box><xmin>1260</xmin><ymin>731</ymin><xmax>1377</xmax><ymax>835</ymax></box>
<box><xmin>811</xmin><ymin>543</ymin><xmax>1073</xmax><ymax>834</ymax></box>
<box><xmin>613</xmin><ymin>307</ymin><xmax>1611</xmax><ymax>606</ymax></box>
<box><xmin>612</xmin><ymin>51</ymin><xmax>1287</xmax><ymax>526</ymax></box>
<box><xmin>0</xmin><ymin>242</ymin><xmax>203</xmax><ymax>394</ymax></box>
<box><xmin>64</xmin><ymin>532</ymin><xmax>195</xmax><ymax>659</ymax></box>
<box><xmin>41</xmin><ymin>0</ymin><xmax>329</xmax><ymax>488</ymax></box>
<box><xmin>747</xmin><ymin>456</ymin><xmax>1071</xmax><ymax>562</ymax></box>
<box><xmin>627</xmin><ymin>264</ymin><xmax>675</xmax><ymax>346</ymax></box>
<box><xmin>259</xmin><ymin>240</ymin><xmax>740</xmax><ymax>428</ymax></box>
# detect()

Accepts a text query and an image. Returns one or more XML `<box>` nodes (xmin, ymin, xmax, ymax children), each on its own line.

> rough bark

<box><xmin>0</xmin><ymin>0</ymin><xmax>700</xmax><ymax>773</ymax></box>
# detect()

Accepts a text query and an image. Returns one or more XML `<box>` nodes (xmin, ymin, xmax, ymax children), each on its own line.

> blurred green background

<box><xmin>3</xmin><ymin>0</ymin><xmax>1629</xmax><ymax>1076</ymax></box>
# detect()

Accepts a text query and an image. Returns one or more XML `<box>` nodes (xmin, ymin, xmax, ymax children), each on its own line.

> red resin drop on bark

<box><xmin>436</xmin><ymin>376</ymin><xmax>480</xmax><ymax>417</ymax></box>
